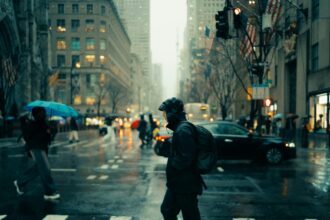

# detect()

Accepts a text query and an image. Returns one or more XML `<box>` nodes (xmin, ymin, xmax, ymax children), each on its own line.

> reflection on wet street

<box><xmin>1</xmin><ymin>128</ymin><xmax>330</xmax><ymax>219</ymax></box>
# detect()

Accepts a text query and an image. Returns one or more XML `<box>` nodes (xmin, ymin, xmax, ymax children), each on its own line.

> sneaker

<box><xmin>44</xmin><ymin>193</ymin><xmax>60</xmax><ymax>200</ymax></box>
<box><xmin>13</xmin><ymin>180</ymin><xmax>24</xmax><ymax>196</ymax></box>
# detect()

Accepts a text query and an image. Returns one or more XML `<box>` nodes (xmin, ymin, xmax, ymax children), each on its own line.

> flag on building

<box><xmin>240</xmin><ymin>23</ymin><xmax>257</xmax><ymax>60</ymax></box>
<box><xmin>263</xmin><ymin>0</ymin><xmax>282</xmax><ymax>44</ymax></box>
<box><xmin>48</xmin><ymin>70</ymin><xmax>59</xmax><ymax>87</ymax></box>
<box><xmin>2</xmin><ymin>57</ymin><xmax>17</xmax><ymax>87</ymax></box>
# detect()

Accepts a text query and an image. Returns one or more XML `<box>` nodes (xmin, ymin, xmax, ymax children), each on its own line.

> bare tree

<box><xmin>208</xmin><ymin>41</ymin><xmax>237</xmax><ymax>120</ymax></box>
<box><xmin>108</xmin><ymin>84</ymin><xmax>128</xmax><ymax>114</ymax></box>
<box><xmin>188</xmin><ymin>61</ymin><xmax>212</xmax><ymax>103</ymax></box>
<box><xmin>93</xmin><ymin>83</ymin><xmax>107</xmax><ymax>117</ymax></box>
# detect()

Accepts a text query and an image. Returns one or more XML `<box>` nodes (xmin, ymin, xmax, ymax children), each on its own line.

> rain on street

<box><xmin>1</xmin><ymin>129</ymin><xmax>330</xmax><ymax>220</ymax></box>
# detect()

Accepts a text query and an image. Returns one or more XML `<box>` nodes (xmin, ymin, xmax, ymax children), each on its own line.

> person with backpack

<box><xmin>158</xmin><ymin>97</ymin><xmax>205</xmax><ymax>220</ymax></box>
<box><xmin>13</xmin><ymin>106</ymin><xmax>60</xmax><ymax>200</ymax></box>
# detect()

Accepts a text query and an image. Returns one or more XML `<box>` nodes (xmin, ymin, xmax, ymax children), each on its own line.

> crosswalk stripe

<box><xmin>99</xmin><ymin>175</ymin><xmax>109</xmax><ymax>180</ymax></box>
<box><xmin>232</xmin><ymin>218</ymin><xmax>255</xmax><ymax>220</ymax></box>
<box><xmin>51</xmin><ymin>168</ymin><xmax>76</xmax><ymax>172</ymax></box>
<box><xmin>111</xmin><ymin>164</ymin><xmax>119</xmax><ymax>169</ymax></box>
<box><xmin>43</xmin><ymin>215</ymin><xmax>68</xmax><ymax>220</ymax></box>
<box><xmin>86</xmin><ymin>175</ymin><xmax>97</xmax><ymax>180</ymax></box>
<box><xmin>100</xmin><ymin>164</ymin><xmax>109</xmax><ymax>169</ymax></box>
<box><xmin>108</xmin><ymin>159</ymin><xmax>115</xmax><ymax>163</ymax></box>
<box><xmin>114</xmin><ymin>156</ymin><xmax>120</xmax><ymax>159</ymax></box>
<box><xmin>217</xmin><ymin>167</ymin><xmax>224</xmax><ymax>172</ymax></box>
<box><xmin>0</xmin><ymin>215</ymin><xmax>6</xmax><ymax>220</ymax></box>
<box><xmin>117</xmin><ymin>159</ymin><xmax>124</xmax><ymax>163</ymax></box>
<box><xmin>109</xmin><ymin>217</ymin><xmax>132</xmax><ymax>220</ymax></box>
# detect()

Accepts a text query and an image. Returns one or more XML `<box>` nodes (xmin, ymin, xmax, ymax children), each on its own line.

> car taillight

<box><xmin>155</xmin><ymin>136</ymin><xmax>170</xmax><ymax>142</ymax></box>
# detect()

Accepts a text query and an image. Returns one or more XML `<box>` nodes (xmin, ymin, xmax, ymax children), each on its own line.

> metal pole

<box><xmin>70</xmin><ymin>67</ymin><xmax>73</xmax><ymax>105</ymax></box>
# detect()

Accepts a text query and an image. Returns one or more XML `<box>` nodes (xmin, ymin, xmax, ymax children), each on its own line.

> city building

<box><xmin>268</xmin><ymin>0</ymin><xmax>330</xmax><ymax>132</ymax></box>
<box><xmin>0</xmin><ymin>0</ymin><xmax>50</xmax><ymax>114</ymax></box>
<box><xmin>113</xmin><ymin>0</ymin><xmax>152</xmax><ymax>111</ymax></box>
<box><xmin>49</xmin><ymin>0</ymin><xmax>131</xmax><ymax>115</ymax></box>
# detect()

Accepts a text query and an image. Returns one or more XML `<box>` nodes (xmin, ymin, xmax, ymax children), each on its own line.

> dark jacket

<box><xmin>166</xmin><ymin>112</ymin><xmax>203</xmax><ymax>195</ymax></box>
<box><xmin>25</xmin><ymin>120</ymin><xmax>51</xmax><ymax>152</ymax></box>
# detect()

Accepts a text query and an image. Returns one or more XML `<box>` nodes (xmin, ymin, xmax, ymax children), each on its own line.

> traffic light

<box><xmin>215</xmin><ymin>10</ymin><xmax>229</xmax><ymax>39</ymax></box>
<box><xmin>263</xmin><ymin>98</ymin><xmax>273</xmax><ymax>107</ymax></box>
<box><xmin>233</xmin><ymin>7</ymin><xmax>242</xmax><ymax>29</ymax></box>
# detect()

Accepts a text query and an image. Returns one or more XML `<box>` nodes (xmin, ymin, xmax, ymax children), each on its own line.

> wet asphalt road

<box><xmin>0</xmin><ymin>129</ymin><xmax>330</xmax><ymax>220</ymax></box>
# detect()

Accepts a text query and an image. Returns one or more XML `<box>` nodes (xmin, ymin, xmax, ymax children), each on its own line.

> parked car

<box><xmin>153</xmin><ymin>121</ymin><xmax>296</xmax><ymax>164</ymax></box>
<box><xmin>198</xmin><ymin>121</ymin><xmax>296</xmax><ymax>164</ymax></box>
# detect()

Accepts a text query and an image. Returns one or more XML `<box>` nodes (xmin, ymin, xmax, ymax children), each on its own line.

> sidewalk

<box><xmin>295</xmin><ymin>129</ymin><xmax>329</xmax><ymax>150</ymax></box>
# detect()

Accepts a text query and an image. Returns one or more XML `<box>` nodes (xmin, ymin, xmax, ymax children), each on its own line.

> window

<box><xmin>85</xmin><ymin>55</ymin><xmax>95</xmax><ymax>63</ymax></box>
<box><xmin>311</xmin><ymin>43</ymin><xmax>319</xmax><ymax>72</ymax></box>
<box><xmin>312</xmin><ymin>0</ymin><xmax>319</xmax><ymax>21</ymax></box>
<box><xmin>100</xmin><ymin>55</ymin><xmax>106</xmax><ymax>64</ymax></box>
<box><xmin>101</xmin><ymin>5</ymin><xmax>106</xmax><ymax>15</ymax></box>
<box><xmin>86</xmin><ymin>38</ymin><xmax>95</xmax><ymax>50</ymax></box>
<box><xmin>99</xmin><ymin>21</ymin><xmax>106</xmax><ymax>32</ymax></box>
<box><xmin>56</xmin><ymin>37</ymin><xmax>66</xmax><ymax>50</ymax></box>
<box><xmin>71</xmin><ymin>19</ymin><xmax>80</xmax><ymax>32</ymax></box>
<box><xmin>100</xmin><ymin>39</ymin><xmax>106</xmax><ymax>50</ymax></box>
<box><xmin>71</xmin><ymin>55</ymin><xmax>80</xmax><ymax>67</ymax></box>
<box><xmin>58</xmin><ymin>4</ymin><xmax>64</xmax><ymax>14</ymax></box>
<box><xmin>72</xmin><ymin>4</ymin><xmax>79</xmax><ymax>13</ymax></box>
<box><xmin>57</xmin><ymin>55</ymin><xmax>65</xmax><ymax>67</ymax></box>
<box><xmin>85</xmin><ymin>19</ymin><xmax>94</xmax><ymax>32</ymax></box>
<box><xmin>87</xmin><ymin>4</ymin><xmax>93</xmax><ymax>14</ymax></box>
<box><xmin>86</xmin><ymin>74</ymin><xmax>91</xmax><ymax>87</ymax></box>
<box><xmin>71</xmin><ymin>38</ymin><xmax>80</xmax><ymax>50</ymax></box>
<box><xmin>56</xmin><ymin>19</ymin><xmax>66</xmax><ymax>32</ymax></box>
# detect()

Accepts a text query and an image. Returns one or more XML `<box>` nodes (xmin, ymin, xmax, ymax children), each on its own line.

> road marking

<box><xmin>114</xmin><ymin>155</ymin><xmax>120</xmax><ymax>159</ymax></box>
<box><xmin>43</xmin><ymin>215</ymin><xmax>68</xmax><ymax>220</ymax></box>
<box><xmin>99</xmin><ymin>175</ymin><xmax>109</xmax><ymax>180</ymax></box>
<box><xmin>8</xmin><ymin>154</ymin><xmax>25</xmax><ymax>158</ymax></box>
<box><xmin>109</xmin><ymin>217</ymin><xmax>132</xmax><ymax>220</ymax></box>
<box><xmin>86</xmin><ymin>175</ymin><xmax>97</xmax><ymax>180</ymax></box>
<box><xmin>111</xmin><ymin>164</ymin><xmax>119</xmax><ymax>169</ymax></box>
<box><xmin>117</xmin><ymin>159</ymin><xmax>124</xmax><ymax>163</ymax></box>
<box><xmin>51</xmin><ymin>168</ymin><xmax>76</xmax><ymax>172</ymax></box>
<box><xmin>100</xmin><ymin>164</ymin><xmax>109</xmax><ymax>169</ymax></box>
<box><xmin>232</xmin><ymin>218</ymin><xmax>255</xmax><ymax>220</ymax></box>
<box><xmin>0</xmin><ymin>215</ymin><xmax>6</xmax><ymax>220</ymax></box>
<box><xmin>217</xmin><ymin>167</ymin><xmax>224</xmax><ymax>172</ymax></box>
<box><xmin>122</xmin><ymin>155</ymin><xmax>128</xmax><ymax>159</ymax></box>
<box><xmin>108</xmin><ymin>159</ymin><xmax>115</xmax><ymax>163</ymax></box>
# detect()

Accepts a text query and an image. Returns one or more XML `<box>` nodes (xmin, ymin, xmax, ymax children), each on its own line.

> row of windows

<box><xmin>54</xmin><ymin>19</ymin><xmax>107</xmax><ymax>33</ymax></box>
<box><xmin>56</xmin><ymin>38</ymin><xmax>107</xmax><ymax>51</ymax></box>
<box><xmin>56</xmin><ymin>55</ymin><xmax>107</xmax><ymax>67</ymax></box>
<box><xmin>57</xmin><ymin>4</ymin><xmax>106</xmax><ymax>15</ymax></box>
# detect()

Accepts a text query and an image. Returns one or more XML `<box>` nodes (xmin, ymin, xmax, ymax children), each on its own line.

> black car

<box><xmin>198</xmin><ymin>121</ymin><xmax>296</xmax><ymax>164</ymax></box>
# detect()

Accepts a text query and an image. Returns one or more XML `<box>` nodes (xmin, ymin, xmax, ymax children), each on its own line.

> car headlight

<box><xmin>285</xmin><ymin>142</ymin><xmax>295</xmax><ymax>148</ymax></box>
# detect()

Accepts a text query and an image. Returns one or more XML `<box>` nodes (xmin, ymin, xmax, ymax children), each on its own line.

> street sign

<box><xmin>252</xmin><ymin>84</ymin><xmax>269</xmax><ymax>100</ymax></box>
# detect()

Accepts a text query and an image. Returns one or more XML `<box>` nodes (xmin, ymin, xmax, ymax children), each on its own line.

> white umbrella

<box><xmin>273</xmin><ymin>113</ymin><xmax>283</xmax><ymax>119</ymax></box>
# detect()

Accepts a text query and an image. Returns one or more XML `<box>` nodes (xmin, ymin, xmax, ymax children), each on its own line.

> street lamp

<box><xmin>71</xmin><ymin>61</ymin><xmax>80</xmax><ymax>105</ymax></box>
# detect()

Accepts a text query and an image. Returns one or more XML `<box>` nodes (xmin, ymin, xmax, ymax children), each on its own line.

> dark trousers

<box><xmin>17</xmin><ymin>149</ymin><xmax>57</xmax><ymax>195</ymax></box>
<box><xmin>161</xmin><ymin>189</ymin><xmax>201</xmax><ymax>220</ymax></box>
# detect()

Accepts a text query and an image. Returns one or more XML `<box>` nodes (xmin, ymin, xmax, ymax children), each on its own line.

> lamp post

<box><xmin>70</xmin><ymin>62</ymin><xmax>80</xmax><ymax>105</ymax></box>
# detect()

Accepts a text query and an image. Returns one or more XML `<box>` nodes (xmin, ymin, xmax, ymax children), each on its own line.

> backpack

<box><xmin>183</xmin><ymin>121</ymin><xmax>217</xmax><ymax>174</ymax></box>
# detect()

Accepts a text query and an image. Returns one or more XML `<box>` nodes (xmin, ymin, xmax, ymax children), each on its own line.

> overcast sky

<box><xmin>150</xmin><ymin>0</ymin><xmax>187</xmax><ymax>99</ymax></box>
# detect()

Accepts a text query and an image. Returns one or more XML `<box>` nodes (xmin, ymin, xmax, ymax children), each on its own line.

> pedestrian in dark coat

<box><xmin>158</xmin><ymin>97</ymin><xmax>203</xmax><ymax>220</ymax></box>
<box><xmin>13</xmin><ymin>106</ymin><xmax>60</xmax><ymax>200</ymax></box>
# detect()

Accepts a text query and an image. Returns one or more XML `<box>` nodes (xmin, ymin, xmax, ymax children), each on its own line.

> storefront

<box><xmin>309</xmin><ymin>90</ymin><xmax>330</xmax><ymax>133</ymax></box>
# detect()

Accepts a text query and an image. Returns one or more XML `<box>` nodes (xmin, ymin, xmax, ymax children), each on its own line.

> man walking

<box><xmin>14</xmin><ymin>106</ymin><xmax>60</xmax><ymax>200</ymax></box>
<box><xmin>158</xmin><ymin>97</ymin><xmax>203</xmax><ymax>220</ymax></box>
<box><xmin>68</xmin><ymin>117</ymin><xmax>79</xmax><ymax>143</ymax></box>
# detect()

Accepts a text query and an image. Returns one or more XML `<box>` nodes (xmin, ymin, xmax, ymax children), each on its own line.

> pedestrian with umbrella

<box><xmin>13</xmin><ymin>106</ymin><xmax>60</xmax><ymax>200</ymax></box>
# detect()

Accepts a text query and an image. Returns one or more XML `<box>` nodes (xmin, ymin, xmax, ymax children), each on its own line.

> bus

<box><xmin>184</xmin><ymin>103</ymin><xmax>211</xmax><ymax>122</ymax></box>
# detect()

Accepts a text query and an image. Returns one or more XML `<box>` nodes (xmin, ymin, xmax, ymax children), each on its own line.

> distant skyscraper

<box><xmin>114</xmin><ymin>0</ymin><xmax>151</xmax><ymax>110</ymax></box>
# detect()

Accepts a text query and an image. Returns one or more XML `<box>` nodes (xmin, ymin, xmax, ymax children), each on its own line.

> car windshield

<box><xmin>202</xmin><ymin>122</ymin><xmax>249</xmax><ymax>136</ymax></box>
